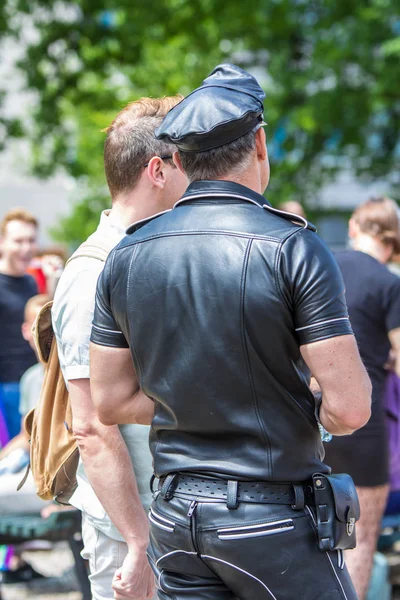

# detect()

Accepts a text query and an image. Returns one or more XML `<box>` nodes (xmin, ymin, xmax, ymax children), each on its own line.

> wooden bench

<box><xmin>0</xmin><ymin>509</ymin><xmax>90</xmax><ymax>600</ymax></box>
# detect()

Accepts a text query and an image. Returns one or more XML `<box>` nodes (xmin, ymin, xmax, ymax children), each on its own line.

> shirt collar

<box><xmin>176</xmin><ymin>180</ymin><xmax>271</xmax><ymax>209</ymax></box>
<box><xmin>97</xmin><ymin>210</ymin><xmax>126</xmax><ymax>238</ymax></box>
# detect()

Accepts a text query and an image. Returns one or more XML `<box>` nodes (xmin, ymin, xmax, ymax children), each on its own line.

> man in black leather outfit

<box><xmin>90</xmin><ymin>65</ymin><xmax>372</xmax><ymax>599</ymax></box>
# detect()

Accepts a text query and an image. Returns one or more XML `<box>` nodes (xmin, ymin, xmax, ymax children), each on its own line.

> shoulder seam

<box><xmin>275</xmin><ymin>226</ymin><xmax>308</xmax><ymax>308</ymax></box>
<box><xmin>116</xmin><ymin>230</ymin><xmax>282</xmax><ymax>247</ymax></box>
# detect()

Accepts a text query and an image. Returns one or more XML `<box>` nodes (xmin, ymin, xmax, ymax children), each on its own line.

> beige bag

<box><xmin>19</xmin><ymin>233</ymin><xmax>115</xmax><ymax>504</ymax></box>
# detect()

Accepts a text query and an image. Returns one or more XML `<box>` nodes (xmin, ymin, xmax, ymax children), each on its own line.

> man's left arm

<box><xmin>89</xmin><ymin>256</ymin><xmax>154</xmax><ymax>426</ymax></box>
<box><xmin>89</xmin><ymin>256</ymin><xmax>155</xmax><ymax>599</ymax></box>
<box><xmin>89</xmin><ymin>344</ymin><xmax>154</xmax><ymax>426</ymax></box>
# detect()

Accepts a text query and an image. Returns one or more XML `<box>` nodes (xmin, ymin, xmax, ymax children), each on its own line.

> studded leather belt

<box><xmin>157</xmin><ymin>472</ymin><xmax>314</xmax><ymax>509</ymax></box>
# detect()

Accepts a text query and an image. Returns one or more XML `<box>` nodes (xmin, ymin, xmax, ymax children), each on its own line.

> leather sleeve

<box><xmin>90</xmin><ymin>252</ymin><xmax>129</xmax><ymax>349</ymax></box>
<box><xmin>278</xmin><ymin>229</ymin><xmax>353</xmax><ymax>346</ymax></box>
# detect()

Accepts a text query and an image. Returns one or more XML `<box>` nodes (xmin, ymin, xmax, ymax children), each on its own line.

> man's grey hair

<box><xmin>104</xmin><ymin>96</ymin><xmax>182</xmax><ymax>199</ymax></box>
<box><xmin>178</xmin><ymin>128</ymin><xmax>258</xmax><ymax>182</ymax></box>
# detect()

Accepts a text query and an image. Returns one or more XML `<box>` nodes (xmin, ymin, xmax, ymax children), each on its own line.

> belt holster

<box><xmin>312</xmin><ymin>473</ymin><xmax>360</xmax><ymax>552</ymax></box>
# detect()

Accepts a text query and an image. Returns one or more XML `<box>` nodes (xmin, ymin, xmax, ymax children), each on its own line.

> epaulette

<box><xmin>262</xmin><ymin>205</ymin><xmax>317</xmax><ymax>232</ymax></box>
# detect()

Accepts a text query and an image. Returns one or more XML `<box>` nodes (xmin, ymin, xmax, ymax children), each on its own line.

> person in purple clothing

<box><xmin>0</xmin><ymin>209</ymin><xmax>38</xmax><ymax>441</ymax></box>
<box><xmin>324</xmin><ymin>197</ymin><xmax>400</xmax><ymax>599</ymax></box>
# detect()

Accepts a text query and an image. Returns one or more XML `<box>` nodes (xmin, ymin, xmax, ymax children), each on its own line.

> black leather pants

<box><xmin>147</xmin><ymin>493</ymin><xmax>357</xmax><ymax>600</ymax></box>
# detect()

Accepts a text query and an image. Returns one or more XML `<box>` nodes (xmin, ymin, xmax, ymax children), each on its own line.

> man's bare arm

<box><xmin>69</xmin><ymin>379</ymin><xmax>149</xmax><ymax>545</ymax></box>
<box><xmin>69</xmin><ymin>379</ymin><xmax>154</xmax><ymax>598</ymax></box>
<box><xmin>301</xmin><ymin>334</ymin><xmax>371</xmax><ymax>435</ymax></box>
<box><xmin>90</xmin><ymin>343</ymin><xmax>154</xmax><ymax>426</ymax></box>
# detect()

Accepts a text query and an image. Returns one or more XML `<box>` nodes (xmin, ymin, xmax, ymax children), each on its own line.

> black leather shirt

<box><xmin>91</xmin><ymin>181</ymin><xmax>353</xmax><ymax>482</ymax></box>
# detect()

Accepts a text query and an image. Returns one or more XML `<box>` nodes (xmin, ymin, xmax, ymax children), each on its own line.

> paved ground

<box><xmin>3</xmin><ymin>542</ymin><xmax>400</xmax><ymax>599</ymax></box>
<box><xmin>1</xmin><ymin>543</ymin><xmax>82</xmax><ymax>600</ymax></box>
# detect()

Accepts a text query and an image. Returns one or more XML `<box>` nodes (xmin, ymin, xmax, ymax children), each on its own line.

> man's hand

<box><xmin>112</xmin><ymin>545</ymin><xmax>155</xmax><ymax>599</ymax></box>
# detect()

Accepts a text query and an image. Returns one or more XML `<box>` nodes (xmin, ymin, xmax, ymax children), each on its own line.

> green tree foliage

<box><xmin>1</xmin><ymin>0</ymin><xmax>399</xmax><ymax>243</ymax></box>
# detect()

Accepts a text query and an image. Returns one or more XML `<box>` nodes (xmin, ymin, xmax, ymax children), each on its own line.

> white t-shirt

<box><xmin>52</xmin><ymin>210</ymin><xmax>153</xmax><ymax>542</ymax></box>
<box><xmin>19</xmin><ymin>362</ymin><xmax>44</xmax><ymax>416</ymax></box>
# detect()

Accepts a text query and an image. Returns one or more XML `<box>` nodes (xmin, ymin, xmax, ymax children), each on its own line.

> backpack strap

<box><xmin>33</xmin><ymin>301</ymin><xmax>55</xmax><ymax>365</ymax></box>
<box><xmin>66</xmin><ymin>227</ymin><xmax>121</xmax><ymax>267</ymax></box>
<box><xmin>66</xmin><ymin>241</ymin><xmax>111</xmax><ymax>266</ymax></box>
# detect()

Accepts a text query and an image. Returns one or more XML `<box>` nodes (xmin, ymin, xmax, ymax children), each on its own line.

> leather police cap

<box><xmin>155</xmin><ymin>63</ymin><xmax>266</xmax><ymax>152</ymax></box>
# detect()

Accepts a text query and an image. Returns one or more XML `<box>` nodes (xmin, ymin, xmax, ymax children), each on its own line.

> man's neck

<box><xmin>0</xmin><ymin>258</ymin><xmax>23</xmax><ymax>277</ymax></box>
<box><xmin>110</xmin><ymin>190</ymin><xmax>164</xmax><ymax>230</ymax></box>
<box><xmin>217</xmin><ymin>165</ymin><xmax>263</xmax><ymax>196</ymax></box>
<box><xmin>352</xmin><ymin>235</ymin><xmax>390</xmax><ymax>264</ymax></box>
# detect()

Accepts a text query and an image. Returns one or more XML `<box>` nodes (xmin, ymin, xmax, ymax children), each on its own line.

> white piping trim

<box><xmin>158</xmin><ymin>569</ymin><xmax>165</xmax><ymax>592</ymax></box>
<box><xmin>148</xmin><ymin>514</ymin><xmax>174</xmax><ymax>532</ymax></box>
<box><xmin>175</xmin><ymin>193</ymin><xmax>311</xmax><ymax>231</ymax></box>
<box><xmin>306</xmin><ymin>507</ymin><xmax>348</xmax><ymax>599</ymax></box>
<box><xmin>91</xmin><ymin>323</ymin><xmax>123</xmax><ymax>335</ymax></box>
<box><xmin>126</xmin><ymin>208</ymin><xmax>172</xmax><ymax>234</ymax></box>
<box><xmin>174</xmin><ymin>192</ymin><xmax>262</xmax><ymax>208</ymax></box>
<box><xmin>305</xmin><ymin>505</ymin><xmax>316</xmax><ymax>525</ymax></box>
<box><xmin>156</xmin><ymin>549</ymin><xmax>197</xmax><ymax>567</ymax></box>
<box><xmin>217</xmin><ymin>525</ymin><xmax>294</xmax><ymax>540</ymax></box>
<box><xmin>217</xmin><ymin>518</ymin><xmax>293</xmax><ymax>534</ymax></box>
<box><xmin>262</xmin><ymin>204</ymin><xmax>309</xmax><ymax>229</ymax></box>
<box><xmin>326</xmin><ymin>552</ymin><xmax>348</xmax><ymax>600</ymax></box>
<box><xmin>150</xmin><ymin>508</ymin><xmax>176</xmax><ymax>527</ymax></box>
<box><xmin>295</xmin><ymin>317</ymin><xmax>350</xmax><ymax>332</ymax></box>
<box><xmin>200</xmin><ymin>555</ymin><xmax>277</xmax><ymax>599</ymax></box>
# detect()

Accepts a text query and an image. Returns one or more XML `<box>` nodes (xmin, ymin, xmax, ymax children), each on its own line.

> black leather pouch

<box><xmin>312</xmin><ymin>473</ymin><xmax>360</xmax><ymax>552</ymax></box>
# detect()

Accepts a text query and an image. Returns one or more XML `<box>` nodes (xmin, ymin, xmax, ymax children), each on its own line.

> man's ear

<box><xmin>21</xmin><ymin>322</ymin><xmax>30</xmax><ymax>342</ymax></box>
<box><xmin>348</xmin><ymin>218</ymin><xmax>358</xmax><ymax>240</ymax></box>
<box><xmin>146</xmin><ymin>156</ymin><xmax>166</xmax><ymax>189</ymax></box>
<box><xmin>255</xmin><ymin>127</ymin><xmax>267</xmax><ymax>162</ymax></box>
<box><xmin>173</xmin><ymin>151</ymin><xmax>185</xmax><ymax>175</ymax></box>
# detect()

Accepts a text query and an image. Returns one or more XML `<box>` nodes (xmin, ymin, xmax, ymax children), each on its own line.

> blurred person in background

<box><xmin>0</xmin><ymin>209</ymin><xmax>38</xmax><ymax>442</ymax></box>
<box><xmin>27</xmin><ymin>247</ymin><xmax>66</xmax><ymax>297</ymax></box>
<box><xmin>52</xmin><ymin>96</ymin><xmax>187</xmax><ymax>600</ymax></box>
<box><xmin>0</xmin><ymin>294</ymin><xmax>50</xmax><ymax>584</ymax></box>
<box><xmin>324</xmin><ymin>197</ymin><xmax>400</xmax><ymax>599</ymax></box>
<box><xmin>278</xmin><ymin>200</ymin><xmax>306</xmax><ymax>219</ymax></box>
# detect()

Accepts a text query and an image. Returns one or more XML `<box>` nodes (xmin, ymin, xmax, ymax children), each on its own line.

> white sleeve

<box><xmin>52</xmin><ymin>260</ymin><xmax>104</xmax><ymax>381</ymax></box>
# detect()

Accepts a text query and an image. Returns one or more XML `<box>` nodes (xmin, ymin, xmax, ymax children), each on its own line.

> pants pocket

<box><xmin>149</xmin><ymin>507</ymin><xmax>176</xmax><ymax>532</ymax></box>
<box><xmin>217</xmin><ymin>517</ymin><xmax>294</xmax><ymax>540</ymax></box>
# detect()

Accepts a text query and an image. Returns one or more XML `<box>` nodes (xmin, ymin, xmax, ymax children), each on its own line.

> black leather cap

<box><xmin>155</xmin><ymin>64</ymin><xmax>266</xmax><ymax>152</ymax></box>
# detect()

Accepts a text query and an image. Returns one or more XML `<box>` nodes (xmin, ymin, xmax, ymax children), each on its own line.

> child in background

<box><xmin>0</xmin><ymin>294</ymin><xmax>51</xmax><ymax>584</ymax></box>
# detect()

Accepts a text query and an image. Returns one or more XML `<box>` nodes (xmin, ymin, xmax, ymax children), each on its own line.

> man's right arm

<box><xmin>301</xmin><ymin>335</ymin><xmax>371</xmax><ymax>435</ymax></box>
<box><xmin>279</xmin><ymin>230</ymin><xmax>371</xmax><ymax>435</ymax></box>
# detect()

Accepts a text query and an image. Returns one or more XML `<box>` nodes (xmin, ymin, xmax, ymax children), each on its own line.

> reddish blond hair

<box><xmin>1</xmin><ymin>208</ymin><xmax>38</xmax><ymax>236</ymax></box>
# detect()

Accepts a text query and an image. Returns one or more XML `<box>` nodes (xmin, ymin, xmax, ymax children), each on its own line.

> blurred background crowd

<box><xmin>0</xmin><ymin>0</ymin><xmax>399</xmax><ymax>598</ymax></box>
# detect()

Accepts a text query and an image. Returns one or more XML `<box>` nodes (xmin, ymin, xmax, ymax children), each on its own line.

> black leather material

<box><xmin>155</xmin><ymin>63</ymin><xmax>265</xmax><ymax>152</ymax></box>
<box><xmin>312</xmin><ymin>473</ymin><xmax>360</xmax><ymax>551</ymax></box>
<box><xmin>92</xmin><ymin>179</ymin><xmax>353</xmax><ymax>482</ymax></box>
<box><xmin>157</xmin><ymin>473</ymin><xmax>314</xmax><ymax>506</ymax></box>
<box><xmin>147</xmin><ymin>493</ymin><xmax>358</xmax><ymax>599</ymax></box>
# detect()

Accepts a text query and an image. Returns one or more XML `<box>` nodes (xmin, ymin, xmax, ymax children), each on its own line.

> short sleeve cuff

<box><xmin>90</xmin><ymin>323</ymin><xmax>129</xmax><ymax>348</ymax></box>
<box><xmin>296</xmin><ymin>317</ymin><xmax>353</xmax><ymax>345</ymax></box>
<box><xmin>65</xmin><ymin>365</ymin><xmax>90</xmax><ymax>380</ymax></box>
